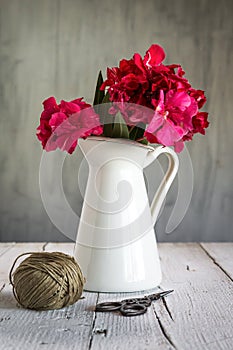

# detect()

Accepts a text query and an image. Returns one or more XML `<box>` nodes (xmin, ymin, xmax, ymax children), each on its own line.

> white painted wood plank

<box><xmin>0</xmin><ymin>243</ymin><xmax>47</xmax><ymax>333</ymax></box>
<box><xmin>90</xmin><ymin>290</ymin><xmax>173</xmax><ymax>350</ymax></box>
<box><xmin>0</xmin><ymin>243</ymin><xmax>46</xmax><ymax>311</ymax></box>
<box><xmin>0</xmin><ymin>243</ymin><xmax>97</xmax><ymax>350</ymax></box>
<box><xmin>0</xmin><ymin>242</ymin><xmax>46</xmax><ymax>284</ymax></box>
<box><xmin>200</xmin><ymin>243</ymin><xmax>233</xmax><ymax>280</ymax></box>
<box><xmin>0</xmin><ymin>243</ymin><xmax>232</xmax><ymax>349</ymax></box>
<box><xmin>0</xmin><ymin>243</ymin><xmax>15</xmax><ymax>257</ymax></box>
<box><xmin>0</xmin><ymin>243</ymin><xmax>16</xmax><ymax>293</ymax></box>
<box><xmin>44</xmin><ymin>242</ymin><xmax>75</xmax><ymax>256</ymax></box>
<box><xmin>154</xmin><ymin>243</ymin><xmax>233</xmax><ymax>350</ymax></box>
<box><xmin>0</xmin><ymin>287</ymin><xmax>97</xmax><ymax>350</ymax></box>
<box><xmin>0</xmin><ymin>243</ymin><xmax>15</xmax><ymax>288</ymax></box>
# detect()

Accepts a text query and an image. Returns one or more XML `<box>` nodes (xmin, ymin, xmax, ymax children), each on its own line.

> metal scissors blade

<box><xmin>148</xmin><ymin>289</ymin><xmax>174</xmax><ymax>301</ymax></box>
<box><xmin>123</xmin><ymin>296</ymin><xmax>152</xmax><ymax>307</ymax></box>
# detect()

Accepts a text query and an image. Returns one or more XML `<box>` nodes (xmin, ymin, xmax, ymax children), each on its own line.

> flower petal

<box><xmin>133</xmin><ymin>53</ymin><xmax>147</xmax><ymax>74</ymax></box>
<box><xmin>174</xmin><ymin>140</ymin><xmax>184</xmax><ymax>153</ymax></box>
<box><xmin>166</xmin><ymin>90</ymin><xmax>191</xmax><ymax>111</ymax></box>
<box><xmin>143</xmin><ymin>44</ymin><xmax>166</xmax><ymax>68</ymax></box>
<box><xmin>60</xmin><ymin>100</ymin><xmax>82</xmax><ymax>114</ymax></box>
<box><xmin>43</xmin><ymin>97</ymin><xmax>59</xmax><ymax>112</ymax></box>
<box><xmin>49</xmin><ymin>112</ymin><xmax>67</xmax><ymax>131</ymax></box>
<box><xmin>155</xmin><ymin>121</ymin><xmax>184</xmax><ymax>146</ymax></box>
<box><xmin>145</xmin><ymin>110</ymin><xmax>164</xmax><ymax>134</ymax></box>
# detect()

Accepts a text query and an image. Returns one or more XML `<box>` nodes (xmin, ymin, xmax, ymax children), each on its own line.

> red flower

<box><xmin>36</xmin><ymin>97</ymin><xmax>59</xmax><ymax>148</ymax></box>
<box><xmin>101</xmin><ymin>43</ymin><xmax>209</xmax><ymax>151</ymax></box>
<box><xmin>101</xmin><ymin>44</ymin><xmax>191</xmax><ymax>109</ymax></box>
<box><xmin>36</xmin><ymin>97</ymin><xmax>103</xmax><ymax>153</ymax></box>
<box><xmin>143</xmin><ymin>44</ymin><xmax>165</xmax><ymax>68</ymax></box>
<box><xmin>37</xmin><ymin>43</ymin><xmax>209</xmax><ymax>154</ymax></box>
<box><xmin>192</xmin><ymin>112</ymin><xmax>209</xmax><ymax>134</ymax></box>
<box><xmin>189</xmin><ymin>89</ymin><xmax>207</xmax><ymax>109</ymax></box>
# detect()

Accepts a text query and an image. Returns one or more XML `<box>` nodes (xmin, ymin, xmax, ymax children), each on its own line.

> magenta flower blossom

<box><xmin>37</xmin><ymin>43</ymin><xmax>209</xmax><ymax>153</ymax></box>
<box><xmin>102</xmin><ymin>43</ymin><xmax>208</xmax><ymax>151</ymax></box>
<box><xmin>144</xmin><ymin>90</ymin><xmax>198</xmax><ymax>152</ymax></box>
<box><xmin>37</xmin><ymin>97</ymin><xmax>103</xmax><ymax>154</ymax></box>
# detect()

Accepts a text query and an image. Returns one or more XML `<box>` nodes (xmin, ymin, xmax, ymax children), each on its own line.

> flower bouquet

<box><xmin>37</xmin><ymin>44</ymin><xmax>209</xmax><ymax>154</ymax></box>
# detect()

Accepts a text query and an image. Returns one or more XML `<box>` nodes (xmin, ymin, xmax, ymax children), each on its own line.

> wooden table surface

<box><xmin>0</xmin><ymin>243</ymin><xmax>232</xmax><ymax>350</ymax></box>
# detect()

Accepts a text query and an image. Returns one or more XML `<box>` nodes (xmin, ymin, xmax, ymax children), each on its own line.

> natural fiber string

<box><xmin>9</xmin><ymin>251</ymin><xmax>86</xmax><ymax>311</ymax></box>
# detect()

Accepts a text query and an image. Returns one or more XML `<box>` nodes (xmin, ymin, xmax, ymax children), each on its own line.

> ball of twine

<box><xmin>9</xmin><ymin>251</ymin><xmax>86</xmax><ymax>311</ymax></box>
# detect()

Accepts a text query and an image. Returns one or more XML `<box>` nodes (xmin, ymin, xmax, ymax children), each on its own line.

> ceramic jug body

<box><xmin>74</xmin><ymin>137</ymin><xmax>179</xmax><ymax>292</ymax></box>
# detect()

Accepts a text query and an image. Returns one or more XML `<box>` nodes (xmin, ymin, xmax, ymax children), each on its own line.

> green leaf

<box><xmin>102</xmin><ymin>111</ymin><xmax>114</xmax><ymax>137</ymax></box>
<box><xmin>93</xmin><ymin>71</ymin><xmax>105</xmax><ymax>105</ymax></box>
<box><xmin>97</xmin><ymin>92</ymin><xmax>113</xmax><ymax>137</ymax></box>
<box><xmin>111</xmin><ymin>112</ymin><xmax>129</xmax><ymax>139</ymax></box>
<box><xmin>103</xmin><ymin>122</ymin><xmax>113</xmax><ymax>137</ymax></box>
<box><xmin>129</xmin><ymin>123</ymin><xmax>146</xmax><ymax>141</ymax></box>
<box><xmin>102</xmin><ymin>92</ymin><xmax>110</xmax><ymax>104</ymax></box>
<box><xmin>139</xmin><ymin>138</ymin><xmax>149</xmax><ymax>145</ymax></box>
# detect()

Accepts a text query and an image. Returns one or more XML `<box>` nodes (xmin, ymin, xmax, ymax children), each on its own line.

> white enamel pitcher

<box><xmin>74</xmin><ymin>136</ymin><xmax>179</xmax><ymax>292</ymax></box>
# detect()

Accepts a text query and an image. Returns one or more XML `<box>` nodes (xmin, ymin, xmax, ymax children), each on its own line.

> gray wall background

<box><xmin>0</xmin><ymin>0</ymin><xmax>232</xmax><ymax>242</ymax></box>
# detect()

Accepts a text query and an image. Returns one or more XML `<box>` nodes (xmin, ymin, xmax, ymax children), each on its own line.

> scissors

<box><xmin>95</xmin><ymin>290</ymin><xmax>173</xmax><ymax>317</ymax></box>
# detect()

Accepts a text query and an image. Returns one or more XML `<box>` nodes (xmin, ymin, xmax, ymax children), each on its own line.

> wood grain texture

<box><xmin>0</xmin><ymin>243</ymin><xmax>233</xmax><ymax>350</ymax></box>
<box><xmin>44</xmin><ymin>242</ymin><xmax>75</xmax><ymax>256</ymax></box>
<box><xmin>200</xmin><ymin>242</ymin><xmax>233</xmax><ymax>280</ymax></box>
<box><xmin>0</xmin><ymin>0</ymin><xmax>233</xmax><ymax>242</ymax></box>
<box><xmin>0</xmin><ymin>243</ymin><xmax>14</xmax><ymax>257</ymax></box>
<box><xmin>90</xmin><ymin>291</ymin><xmax>173</xmax><ymax>350</ymax></box>
<box><xmin>155</xmin><ymin>243</ymin><xmax>233</xmax><ymax>350</ymax></box>
<box><xmin>0</xmin><ymin>242</ymin><xmax>98</xmax><ymax>350</ymax></box>
<box><xmin>0</xmin><ymin>243</ymin><xmax>232</xmax><ymax>349</ymax></box>
<box><xmin>0</xmin><ymin>242</ymin><xmax>45</xmax><ymax>283</ymax></box>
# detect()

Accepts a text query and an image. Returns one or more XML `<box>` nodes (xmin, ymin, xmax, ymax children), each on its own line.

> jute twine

<box><xmin>9</xmin><ymin>251</ymin><xmax>86</xmax><ymax>311</ymax></box>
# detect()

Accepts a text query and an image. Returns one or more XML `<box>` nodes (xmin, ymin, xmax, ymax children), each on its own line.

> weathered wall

<box><xmin>0</xmin><ymin>0</ymin><xmax>232</xmax><ymax>242</ymax></box>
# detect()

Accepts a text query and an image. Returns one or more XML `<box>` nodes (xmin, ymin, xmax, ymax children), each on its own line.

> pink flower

<box><xmin>37</xmin><ymin>43</ymin><xmax>209</xmax><ymax>154</ymax></box>
<box><xmin>109</xmin><ymin>102</ymin><xmax>154</xmax><ymax>125</ymax></box>
<box><xmin>101</xmin><ymin>43</ymin><xmax>209</xmax><ymax>151</ymax></box>
<box><xmin>144</xmin><ymin>90</ymin><xmax>198</xmax><ymax>152</ymax></box>
<box><xmin>36</xmin><ymin>97</ymin><xmax>103</xmax><ymax>153</ymax></box>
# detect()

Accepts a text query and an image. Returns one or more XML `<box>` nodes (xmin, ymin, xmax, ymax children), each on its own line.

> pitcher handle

<box><xmin>144</xmin><ymin>146</ymin><xmax>179</xmax><ymax>225</ymax></box>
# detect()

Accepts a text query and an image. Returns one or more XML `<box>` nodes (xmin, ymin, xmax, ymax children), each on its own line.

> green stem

<box><xmin>129</xmin><ymin>125</ymin><xmax>135</xmax><ymax>134</ymax></box>
<box><xmin>136</xmin><ymin>137</ymin><xmax>144</xmax><ymax>142</ymax></box>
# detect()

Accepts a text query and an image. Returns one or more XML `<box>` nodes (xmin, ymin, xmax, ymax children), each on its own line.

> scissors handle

<box><xmin>95</xmin><ymin>301</ymin><xmax>122</xmax><ymax>312</ymax></box>
<box><xmin>120</xmin><ymin>303</ymin><xmax>147</xmax><ymax>317</ymax></box>
<box><xmin>95</xmin><ymin>289</ymin><xmax>174</xmax><ymax>316</ymax></box>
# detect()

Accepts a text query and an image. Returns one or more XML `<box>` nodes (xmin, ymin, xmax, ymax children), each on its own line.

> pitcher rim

<box><xmin>79</xmin><ymin>136</ymin><xmax>155</xmax><ymax>151</ymax></box>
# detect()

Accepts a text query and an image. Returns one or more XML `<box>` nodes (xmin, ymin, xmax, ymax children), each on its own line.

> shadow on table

<box><xmin>0</xmin><ymin>284</ymin><xmax>18</xmax><ymax>309</ymax></box>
